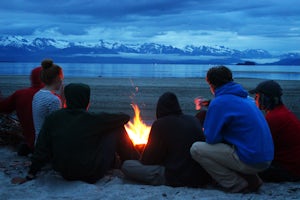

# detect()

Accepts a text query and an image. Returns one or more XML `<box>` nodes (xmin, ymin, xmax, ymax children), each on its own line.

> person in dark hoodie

<box><xmin>190</xmin><ymin>66</ymin><xmax>274</xmax><ymax>193</ymax></box>
<box><xmin>12</xmin><ymin>83</ymin><xmax>139</xmax><ymax>184</ymax></box>
<box><xmin>0</xmin><ymin>66</ymin><xmax>44</xmax><ymax>156</ymax></box>
<box><xmin>121</xmin><ymin>92</ymin><xmax>211</xmax><ymax>187</ymax></box>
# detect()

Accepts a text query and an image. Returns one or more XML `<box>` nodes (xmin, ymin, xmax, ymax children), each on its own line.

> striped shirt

<box><xmin>32</xmin><ymin>89</ymin><xmax>62</xmax><ymax>143</ymax></box>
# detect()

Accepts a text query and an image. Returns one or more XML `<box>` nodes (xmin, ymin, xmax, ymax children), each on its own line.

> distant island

<box><xmin>236</xmin><ymin>61</ymin><xmax>256</xmax><ymax>65</ymax></box>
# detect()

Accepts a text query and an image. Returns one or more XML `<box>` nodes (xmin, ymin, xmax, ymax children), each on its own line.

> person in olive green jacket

<box><xmin>12</xmin><ymin>83</ymin><xmax>139</xmax><ymax>184</ymax></box>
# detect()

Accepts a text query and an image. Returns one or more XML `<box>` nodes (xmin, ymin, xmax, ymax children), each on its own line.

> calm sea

<box><xmin>0</xmin><ymin>62</ymin><xmax>299</xmax><ymax>80</ymax></box>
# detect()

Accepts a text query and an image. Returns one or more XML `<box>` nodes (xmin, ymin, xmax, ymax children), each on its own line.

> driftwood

<box><xmin>0</xmin><ymin>114</ymin><xmax>23</xmax><ymax>146</ymax></box>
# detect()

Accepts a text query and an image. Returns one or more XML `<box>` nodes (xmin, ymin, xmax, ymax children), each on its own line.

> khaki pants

<box><xmin>190</xmin><ymin>142</ymin><xmax>268</xmax><ymax>191</ymax></box>
<box><xmin>121</xmin><ymin>160</ymin><xmax>165</xmax><ymax>186</ymax></box>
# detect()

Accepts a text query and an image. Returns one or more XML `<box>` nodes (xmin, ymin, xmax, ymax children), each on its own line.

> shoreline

<box><xmin>1</xmin><ymin>76</ymin><xmax>300</xmax><ymax>120</ymax></box>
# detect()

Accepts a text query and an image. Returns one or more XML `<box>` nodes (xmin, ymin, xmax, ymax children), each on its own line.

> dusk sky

<box><xmin>1</xmin><ymin>0</ymin><xmax>300</xmax><ymax>54</ymax></box>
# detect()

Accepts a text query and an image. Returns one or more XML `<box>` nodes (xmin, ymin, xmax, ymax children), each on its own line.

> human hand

<box><xmin>194</xmin><ymin>96</ymin><xmax>210</xmax><ymax>110</ymax></box>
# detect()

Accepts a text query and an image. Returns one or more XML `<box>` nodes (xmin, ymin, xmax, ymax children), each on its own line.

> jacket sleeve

<box><xmin>0</xmin><ymin>92</ymin><xmax>17</xmax><ymax>113</ymax></box>
<box><xmin>29</xmin><ymin>116</ymin><xmax>53</xmax><ymax>175</ymax></box>
<box><xmin>141</xmin><ymin>122</ymin><xmax>166</xmax><ymax>165</ymax></box>
<box><xmin>97</xmin><ymin>112</ymin><xmax>130</xmax><ymax>131</ymax></box>
<box><xmin>203</xmin><ymin>101</ymin><xmax>225</xmax><ymax>144</ymax></box>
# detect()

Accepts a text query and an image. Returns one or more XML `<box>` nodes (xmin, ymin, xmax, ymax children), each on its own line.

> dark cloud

<box><xmin>0</xmin><ymin>0</ymin><xmax>299</xmax><ymax>53</ymax></box>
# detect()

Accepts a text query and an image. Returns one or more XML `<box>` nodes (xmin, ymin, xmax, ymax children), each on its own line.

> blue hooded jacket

<box><xmin>204</xmin><ymin>82</ymin><xmax>274</xmax><ymax>164</ymax></box>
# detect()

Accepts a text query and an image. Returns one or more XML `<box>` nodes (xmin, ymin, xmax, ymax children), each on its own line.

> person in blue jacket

<box><xmin>190</xmin><ymin>66</ymin><xmax>274</xmax><ymax>193</ymax></box>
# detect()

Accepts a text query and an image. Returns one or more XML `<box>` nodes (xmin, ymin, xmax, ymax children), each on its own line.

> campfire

<box><xmin>125</xmin><ymin>103</ymin><xmax>151</xmax><ymax>151</ymax></box>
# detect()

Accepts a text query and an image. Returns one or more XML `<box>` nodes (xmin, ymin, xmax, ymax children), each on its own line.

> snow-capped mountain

<box><xmin>0</xmin><ymin>35</ymin><xmax>298</xmax><ymax>64</ymax></box>
<box><xmin>0</xmin><ymin>36</ymin><xmax>31</xmax><ymax>47</ymax></box>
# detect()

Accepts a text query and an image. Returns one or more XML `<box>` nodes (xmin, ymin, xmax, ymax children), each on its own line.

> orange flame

<box><xmin>125</xmin><ymin>103</ymin><xmax>151</xmax><ymax>146</ymax></box>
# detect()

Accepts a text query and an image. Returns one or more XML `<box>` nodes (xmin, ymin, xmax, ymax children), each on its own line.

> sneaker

<box><xmin>227</xmin><ymin>180</ymin><xmax>248</xmax><ymax>193</ymax></box>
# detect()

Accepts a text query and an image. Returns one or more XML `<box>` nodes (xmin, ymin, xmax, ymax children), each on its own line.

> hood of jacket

<box><xmin>156</xmin><ymin>92</ymin><xmax>182</xmax><ymax>119</ymax></box>
<box><xmin>215</xmin><ymin>82</ymin><xmax>248</xmax><ymax>98</ymax></box>
<box><xmin>64</xmin><ymin>83</ymin><xmax>90</xmax><ymax>109</ymax></box>
<box><xmin>30</xmin><ymin>66</ymin><xmax>44</xmax><ymax>88</ymax></box>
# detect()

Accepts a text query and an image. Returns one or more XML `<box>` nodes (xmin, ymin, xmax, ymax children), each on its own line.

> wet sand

<box><xmin>1</xmin><ymin>76</ymin><xmax>300</xmax><ymax>121</ymax></box>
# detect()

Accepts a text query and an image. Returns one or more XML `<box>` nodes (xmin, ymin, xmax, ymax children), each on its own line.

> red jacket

<box><xmin>266</xmin><ymin>104</ymin><xmax>300</xmax><ymax>176</ymax></box>
<box><xmin>0</xmin><ymin>67</ymin><xmax>43</xmax><ymax>149</ymax></box>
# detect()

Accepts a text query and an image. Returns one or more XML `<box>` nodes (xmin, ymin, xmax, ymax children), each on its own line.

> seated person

<box><xmin>190</xmin><ymin>66</ymin><xmax>274</xmax><ymax>193</ymax></box>
<box><xmin>122</xmin><ymin>92</ymin><xmax>211</xmax><ymax>187</ymax></box>
<box><xmin>12</xmin><ymin>83</ymin><xmax>139</xmax><ymax>184</ymax></box>
<box><xmin>0</xmin><ymin>66</ymin><xmax>44</xmax><ymax>156</ymax></box>
<box><xmin>32</xmin><ymin>59</ymin><xmax>64</xmax><ymax>144</ymax></box>
<box><xmin>249</xmin><ymin>80</ymin><xmax>300</xmax><ymax>182</ymax></box>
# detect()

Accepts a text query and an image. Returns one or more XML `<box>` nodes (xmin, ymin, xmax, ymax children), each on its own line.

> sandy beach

<box><xmin>1</xmin><ymin>76</ymin><xmax>300</xmax><ymax>121</ymax></box>
<box><xmin>1</xmin><ymin>75</ymin><xmax>300</xmax><ymax>199</ymax></box>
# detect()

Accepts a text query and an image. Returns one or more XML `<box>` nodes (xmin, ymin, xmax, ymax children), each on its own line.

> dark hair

<box><xmin>206</xmin><ymin>66</ymin><xmax>233</xmax><ymax>88</ymax></box>
<box><xmin>40</xmin><ymin>59</ymin><xmax>63</xmax><ymax>85</ymax></box>
<box><xmin>258</xmin><ymin>93</ymin><xmax>282</xmax><ymax>110</ymax></box>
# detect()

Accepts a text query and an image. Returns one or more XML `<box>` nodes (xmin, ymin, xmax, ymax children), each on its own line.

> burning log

<box><xmin>125</xmin><ymin>103</ymin><xmax>151</xmax><ymax>152</ymax></box>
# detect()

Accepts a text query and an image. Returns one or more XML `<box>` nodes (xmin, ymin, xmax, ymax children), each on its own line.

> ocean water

<box><xmin>0</xmin><ymin>62</ymin><xmax>299</xmax><ymax>80</ymax></box>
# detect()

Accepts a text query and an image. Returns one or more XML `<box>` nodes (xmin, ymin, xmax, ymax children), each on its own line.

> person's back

<box><xmin>205</xmin><ymin>82</ymin><xmax>273</xmax><ymax>164</ymax></box>
<box><xmin>122</xmin><ymin>92</ymin><xmax>210</xmax><ymax>187</ymax></box>
<box><xmin>37</xmin><ymin>105</ymin><xmax>131</xmax><ymax>182</ymax></box>
<box><xmin>190</xmin><ymin>66</ymin><xmax>274</xmax><ymax>193</ymax></box>
<box><xmin>32</xmin><ymin>59</ymin><xmax>63</xmax><ymax>143</ymax></box>
<box><xmin>142</xmin><ymin>113</ymin><xmax>209</xmax><ymax>187</ymax></box>
<box><xmin>32</xmin><ymin>89</ymin><xmax>61</xmax><ymax>135</ymax></box>
<box><xmin>28</xmin><ymin>83</ymin><xmax>139</xmax><ymax>184</ymax></box>
<box><xmin>0</xmin><ymin>66</ymin><xmax>43</xmax><ymax>155</ymax></box>
<box><xmin>266</xmin><ymin>105</ymin><xmax>300</xmax><ymax>176</ymax></box>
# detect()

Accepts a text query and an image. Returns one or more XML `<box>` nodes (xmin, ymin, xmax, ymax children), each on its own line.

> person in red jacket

<box><xmin>250</xmin><ymin>80</ymin><xmax>300</xmax><ymax>182</ymax></box>
<box><xmin>0</xmin><ymin>66</ymin><xmax>44</xmax><ymax>156</ymax></box>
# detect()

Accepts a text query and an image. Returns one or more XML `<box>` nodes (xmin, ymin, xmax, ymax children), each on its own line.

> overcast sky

<box><xmin>1</xmin><ymin>0</ymin><xmax>299</xmax><ymax>54</ymax></box>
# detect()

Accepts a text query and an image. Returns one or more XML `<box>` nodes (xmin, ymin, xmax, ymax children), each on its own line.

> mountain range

<box><xmin>0</xmin><ymin>36</ymin><xmax>299</xmax><ymax>65</ymax></box>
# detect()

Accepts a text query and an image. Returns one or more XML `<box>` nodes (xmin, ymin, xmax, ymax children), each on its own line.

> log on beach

<box><xmin>1</xmin><ymin>76</ymin><xmax>300</xmax><ymax>122</ymax></box>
